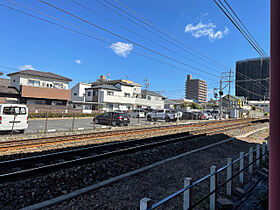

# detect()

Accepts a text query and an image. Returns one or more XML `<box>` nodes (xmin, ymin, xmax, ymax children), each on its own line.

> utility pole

<box><xmin>144</xmin><ymin>77</ymin><xmax>149</xmax><ymax>91</ymax></box>
<box><xmin>219</xmin><ymin>76</ymin><xmax>223</xmax><ymax>120</ymax></box>
<box><xmin>228</xmin><ymin>68</ymin><xmax>232</xmax><ymax>112</ymax></box>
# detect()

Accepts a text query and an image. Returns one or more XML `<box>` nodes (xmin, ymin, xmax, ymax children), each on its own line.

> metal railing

<box><xmin>140</xmin><ymin>140</ymin><xmax>269</xmax><ymax>210</ymax></box>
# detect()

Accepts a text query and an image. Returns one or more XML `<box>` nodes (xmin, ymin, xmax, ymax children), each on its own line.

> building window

<box><xmin>107</xmin><ymin>91</ymin><xmax>114</xmax><ymax>96</ymax></box>
<box><xmin>74</xmin><ymin>93</ymin><xmax>77</xmax><ymax>96</ymax></box>
<box><xmin>28</xmin><ymin>80</ymin><xmax>40</xmax><ymax>87</ymax></box>
<box><xmin>88</xmin><ymin>92</ymin><xmax>91</xmax><ymax>96</ymax></box>
<box><xmin>147</xmin><ymin>96</ymin><xmax>151</xmax><ymax>100</ymax></box>
<box><xmin>124</xmin><ymin>93</ymin><xmax>130</xmax><ymax>97</ymax></box>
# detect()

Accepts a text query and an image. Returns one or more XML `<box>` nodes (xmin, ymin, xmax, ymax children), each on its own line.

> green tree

<box><xmin>190</xmin><ymin>102</ymin><xmax>202</xmax><ymax>109</ymax></box>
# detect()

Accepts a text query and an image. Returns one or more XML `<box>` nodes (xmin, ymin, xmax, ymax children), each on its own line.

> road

<box><xmin>27</xmin><ymin>117</ymin><xmax>151</xmax><ymax>133</ymax></box>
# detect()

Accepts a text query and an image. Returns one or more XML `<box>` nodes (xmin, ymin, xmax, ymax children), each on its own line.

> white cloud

<box><xmin>185</xmin><ymin>22</ymin><xmax>229</xmax><ymax>40</ymax></box>
<box><xmin>75</xmin><ymin>59</ymin><xmax>82</xmax><ymax>64</ymax></box>
<box><xmin>110</xmin><ymin>42</ymin><xmax>133</xmax><ymax>57</ymax></box>
<box><xmin>18</xmin><ymin>64</ymin><xmax>35</xmax><ymax>70</ymax></box>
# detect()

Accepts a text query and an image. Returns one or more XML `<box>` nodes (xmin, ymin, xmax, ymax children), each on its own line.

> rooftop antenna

<box><xmin>107</xmin><ymin>73</ymin><xmax>110</xmax><ymax>81</ymax></box>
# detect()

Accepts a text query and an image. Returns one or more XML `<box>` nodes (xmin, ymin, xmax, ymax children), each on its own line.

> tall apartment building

<box><xmin>235</xmin><ymin>57</ymin><xmax>270</xmax><ymax>100</ymax></box>
<box><xmin>185</xmin><ymin>74</ymin><xmax>207</xmax><ymax>103</ymax></box>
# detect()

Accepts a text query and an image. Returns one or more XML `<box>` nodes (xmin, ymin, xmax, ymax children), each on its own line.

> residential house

<box><xmin>247</xmin><ymin>100</ymin><xmax>269</xmax><ymax>113</ymax></box>
<box><xmin>164</xmin><ymin>98</ymin><xmax>193</xmax><ymax>110</ymax></box>
<box><xmin>221</xmin><ymin>94</ymin><xmax>246</xmax><ymax>111</ymax></box>
<box><xmin>73</xmin><ymin>75</ymin><xmax>165</xmax><ymax>112</ymax></box>
<box><xmin>0</xmin><ymin>78</ymin><xmax>20</xmax><ymax>104</ymax></box>
<box><xmin>6</xmin><ymin>70</ymin><xmax>72</xmax><ymax>105</ymax></box>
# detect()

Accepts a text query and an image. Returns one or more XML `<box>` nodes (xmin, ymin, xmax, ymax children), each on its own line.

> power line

<box><xmin>235</xmin><ymin>71</ymin><xmax>269</xmax><ymax>91</ymax></box>
<box><xmin>214</xmin><ymin>0</ymin><xmax>268</xmax><ymax>59</ymax></box>
<box><xmin>39</xmin><ymin>0</ymin><xmax>219</xmax><ymax>79</ymax></box>
<box><xmin>109</xmin><ymin>0</ymin><xmax>229</xmax><ymax>70</ymax></box>
<box><xmin>0</xmin><ymin>1</ymin><xmax>218</xmax><ymax>82</ymax></box>
<box><xmin>235</xmin><ymin>83</ymin><xmax>267</xmax><ymax>99</ymax></box>
<box><xmin>223</xmin><ymin>0</ymin><xmax>268</xmax><ymax>57</ymax></box>
<box><xmin>69</xmin><ymin>0</ymin><xmax>222</xmax><ymax>74</ymax></box>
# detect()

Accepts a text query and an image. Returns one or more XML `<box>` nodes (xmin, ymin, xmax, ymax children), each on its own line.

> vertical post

<box><xmin>219</xmin><ymin>76</ymin><xmax>223</xmax><ymax>120</ymax></box>
<box><xmin>11</xmin><ymin>113</ymin><xmax>16</xmax><ymax>135</ymax></box>
<box><xmin>140</xmin><ymin>198</ymin><xmax>152</xmax><ymax>210</ymax></box>
<box><xmin>262</xmin><ymin>142</ymin><xmax>266</xmax><ymax>163</ymax></box>
<box><xmin>71</xmin><ymin>115</ymin><xmax>75</xmax><ymax>131</ymax></box>
<box><xmin>138</xmin><ymin>108</ymin><xmax>140</xmax><ymax>124</ymax></box>
<box><xmin>210</xmin><ymin>165</ymin><xmax>217</xmax><ymax>210</ymax></box>
<box><xmin>249</xmin><ymin>147</ymin><xmax>253</xmax><ymax>175</ymax></box>
<box><xmin>256</xmin><ymin>144</ymin><xmax>260</xmax><ymax>167</ymax></box>
<box><xmin>239</xmin><ymin>152</ymin><xmax>244</xmax><ymax>184</ymax></box>
<box><xmin>183</xmin><ymin>177</ymin><xmax>193</xmax><ymax>210</ymax></box>
<box><xmin>226</xmin><ymin>158</ymin><xmax>232</xmax><ymax>196</ymax></box>
<box><xmin>44</xmin><ymin>112</ymin><xmax>48</xmax><ymax>134</ymax></box>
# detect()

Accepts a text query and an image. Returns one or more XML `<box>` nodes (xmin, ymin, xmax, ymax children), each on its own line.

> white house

<box><xmin>71</xmin><ymin>75</ymin><xmax>165</xmax><ymax>112</ymax></box>
<box><xmin>248</xmin><ymin>100</ymin><xmax>270</xmax><ymax>113</ymax></box>
<box><xmin>7</xmin><ymin>70</ymin><xmax>72</xmax><ymax>105</ymax></box>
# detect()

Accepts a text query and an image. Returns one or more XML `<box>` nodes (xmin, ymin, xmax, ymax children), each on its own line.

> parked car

<box><xmin>94</xmin><ymin>112</ymin><xmax>130</xmax><ymax>126</ymax></box>
<box><xmin>181</xmin><ymin>111</ymin><xmax>203</xmax><ymax>120</ymax></box>
<box><xmin>146</xmin><ymin>109</ymin><xmax>166</xmax><ymax>121</ymax></box>
<box><xmin>0</xmin><ymin>104</ymin><xmax>28</xmax><ymax>133</ymax></box>
<box><xmin>129</xmin><ymin>109</ymin><xmax>145</xmax><ymax>118</ymax></box>
<box><xmin>165</xmin><ymin>110</ymin><xmax>181</xmax><ymax>122</ymax></box>
<box><xmin>210</xmin><ymin>110</ymin><xmax>220</xmax><ymax>119</ymax></box>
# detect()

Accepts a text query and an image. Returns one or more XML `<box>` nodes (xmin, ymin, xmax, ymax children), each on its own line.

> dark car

<box><xmin>182</xmin><ymin>111</ymin><xmax>203</xmax><ymax>120</ymax></box>
<box><xmin>94</xmin><ymin>112</ymin><xmax>130</xmax><ymax>126</ymax></box>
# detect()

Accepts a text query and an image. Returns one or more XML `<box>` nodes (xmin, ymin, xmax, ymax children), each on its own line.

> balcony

<box><xmin>21</xmin><ymin>85</ymin><xmax>71</xmax><ymax>100</ymax></box>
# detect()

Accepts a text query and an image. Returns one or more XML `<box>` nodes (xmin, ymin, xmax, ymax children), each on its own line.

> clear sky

<box><xmin>0</xmin><ymin>0</ymin><xmax>270</xmax><ymax>99</ymax></box>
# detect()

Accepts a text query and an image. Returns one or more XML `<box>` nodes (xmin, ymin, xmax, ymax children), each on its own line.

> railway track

<box><xmin>0</xmin><ymin>118</ymin><xmax>257</xmax><ymax>151</ymax></box>
<box><xmin>0</xmin><ymin>118</ymin><xmax>268</xmax><ymax>182</ymax></box>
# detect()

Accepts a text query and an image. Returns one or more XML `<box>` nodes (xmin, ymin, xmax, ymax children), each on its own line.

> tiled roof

<box><xmin>0</xmin><ymin>86</ymin><xmax>19</xmax><ymax>95</ymax></box>
<box><xmin>0</xmin><ymin>78</ymin><xmax>10</xmax><ymax>87</ymax></box>
<box><xmin>88</xmin><ymin>84</ymin><xmax>121</xmax><ymax>91</ymax></box>
<box><xmin>7</xmin><ymin>70</ymin><xmax>72</xmax><ymax>81</ymax></box>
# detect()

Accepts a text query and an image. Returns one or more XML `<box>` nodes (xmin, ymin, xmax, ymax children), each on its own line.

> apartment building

<box><xmin>72</xmin><ymin>75</ymin><xmax>165</xmax><ymax>112</ymax></box>
<box><xmin>185</xmin><ymin>74</ymin><xmax>207</xmax><ymax>103</ymax></box>
<box><xmin>236</xmin><ymin>57</ymin><xmax>270</xmax><ymax>100</ymax></box>
<box><xmin>6</xmin><ymin>70</ymin><xmax>72</xmax><ymax>105</ymax></box>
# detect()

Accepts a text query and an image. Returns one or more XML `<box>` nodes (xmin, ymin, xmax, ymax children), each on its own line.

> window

<box><xmin>107</xmin><ymin>91</ymin><xmax>114</xmax><ymax>96</ymax></box>
<box><xmin>147</xmin><ymin>96</ymin><xmax>151</xmax><ymax>100</ymax></box>
<box><xmin>124</xmin><ymin>93</ymin><xmax>130</xmax><ymax>97</ymax></box>
<box><xmin>74</xmin><ymin>93</ymin><xmax>77</xmax><ymax>96</ymax></box>
<box><xmin>88</xmin><ymin>92</ymin><xmax>91</xmax><ymax>96</ymax></box>
<box><xmin>3</xmin><ymin>107</ymin><xmax>26</xmax><ymax>115</ymax></box>
<box><xmin>28</xmin><ymin>80</ymin><xmax>40</xmax><ymax>87</ymax></box>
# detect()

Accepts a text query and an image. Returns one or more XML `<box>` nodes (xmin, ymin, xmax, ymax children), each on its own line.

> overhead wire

<box><xmin>108</xmin><ymin>0</ymin><xmax>229</xmax><ymax>71</ymax></box>
<box><xmin>0</xmin><ymin>1</ymin><xmax>218</xmax><ymax>83</ymax></box>
<box><xmin>38</xmin><ymin>0</ymin><xmax>220</xmax><ymax>79</ymax></box>
<box><xmin>223</xmin><ymin>0</ymin><xmax>268</xmax><ymax>58</ymax></box>
<box><xmin>69</xmin><ymin>0</ymin><xmax>221</xmax><ymax>74</ymax></box>
<box><xmin>214</xmin><ymin>0</ymin><xmax>268</xmax><ymax>60</ymax></box>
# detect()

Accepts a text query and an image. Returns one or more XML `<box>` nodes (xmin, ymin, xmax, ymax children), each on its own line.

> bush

<box><xmin>264</xmin><ymin>112</ymin><xmax>269</xmax><ymax>116</ymax></box>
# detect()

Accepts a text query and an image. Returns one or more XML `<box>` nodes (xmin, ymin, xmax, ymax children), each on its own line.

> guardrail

<box><xmin>140</xmin><ymin>140</ymin><xmax>269</xmax><ymax>210</ymax></box>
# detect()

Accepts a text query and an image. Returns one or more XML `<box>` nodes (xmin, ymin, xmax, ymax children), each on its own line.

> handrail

<box><xmin>146</xmin><ymin>143</ymin><xmax>268</xmax><ymax>210</ymax></box>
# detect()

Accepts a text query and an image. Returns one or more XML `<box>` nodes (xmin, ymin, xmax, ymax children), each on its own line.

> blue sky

<box><xmin>0</xmin><ymin>0</ymin><xmax>270</xmax><ymax>99</ymax></box>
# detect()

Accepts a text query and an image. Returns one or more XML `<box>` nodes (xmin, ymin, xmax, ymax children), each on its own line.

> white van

<box><xmin>0</xmin><ymin>104</ymin><xmax>28</xmax><ymax>133</ymax></box>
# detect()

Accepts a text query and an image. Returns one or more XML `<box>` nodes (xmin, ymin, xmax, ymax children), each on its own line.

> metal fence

<box><xmin>140</xmin><ymin>140</ymin><xmax>268</xmax><ymax>210</ymax></box>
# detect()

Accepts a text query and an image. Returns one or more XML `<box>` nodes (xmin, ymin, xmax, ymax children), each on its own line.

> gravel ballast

<box><xmin>0</xmin><ymin>122</ymin><xmax>268</xmax><ymax>209</ymax></box>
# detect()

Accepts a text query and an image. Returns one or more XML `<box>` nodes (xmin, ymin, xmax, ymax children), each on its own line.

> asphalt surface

<box><xmin>27</xmin><ymin>117</ymin><xmax>152</xmax><ymax>133</ymax></box>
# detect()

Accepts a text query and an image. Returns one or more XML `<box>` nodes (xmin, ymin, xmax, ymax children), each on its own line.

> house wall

<box><xmin>21</xmin><ymin>85</ymin><xmax>71</xmax><ymax>100</ymax></box>
<box><xmin>71</xmin><ymin>83</ymin><xmax>91</xmax><ymax>102</ymax></box>
<box><xmin>10</xmin><ymin>74</ymin><xmax>69</xmax><ymax>91</ymax></box>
